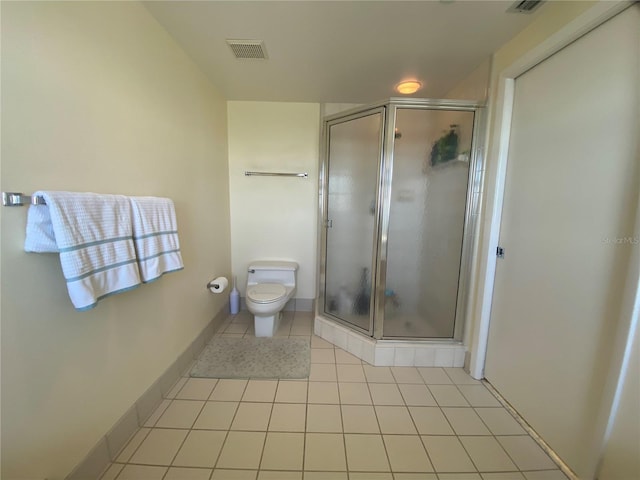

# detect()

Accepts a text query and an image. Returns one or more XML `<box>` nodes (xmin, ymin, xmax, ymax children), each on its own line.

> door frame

<box><xmin>468</xmin><ymin>1</ymin><xmax>640</xmax><ymax>477</ymax></box>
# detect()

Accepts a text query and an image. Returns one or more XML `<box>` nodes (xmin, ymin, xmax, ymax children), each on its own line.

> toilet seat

<box><xmin>247</xmin><ymin>283</ymin><xmax>287</xmax><ymax>304</ymax></box>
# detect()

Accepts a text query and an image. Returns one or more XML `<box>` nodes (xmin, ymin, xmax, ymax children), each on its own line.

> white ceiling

<box><xmin>144</xmin><ymin>1</ymin><xmax>542</xmax><ymax>103</ymax></box>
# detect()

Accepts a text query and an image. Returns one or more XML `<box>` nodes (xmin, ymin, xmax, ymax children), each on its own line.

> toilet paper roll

<box><xmin>208</xmin><ymin>276</ymin><xmax>228</xmax><ymax>293</ymax></box>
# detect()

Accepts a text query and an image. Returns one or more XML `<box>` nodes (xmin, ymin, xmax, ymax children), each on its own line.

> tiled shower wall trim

<box><xmin>314</xmin><ymin>315</ymin><xmax>466</xmax><ymax>367</ymax></box>
<box><xmin>65</xmin><ymin>302</ymin><xmax>229</xmax><ymax>480</ymax></box>
<box><xmin>239</xmin><ymin>297</ymin><xmax>316</xmax><ymax>312</ymax></box>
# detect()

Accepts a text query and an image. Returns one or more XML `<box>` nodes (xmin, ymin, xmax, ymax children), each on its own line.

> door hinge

<box><xmin>325</xmin><ymin>219</ymin><xmax>333</xmax><ymax>228</ymax></box>
<box><xmin>496</xmin><ymin>246</ymin><xmax>505</xmax><ymax>259</ymax></box>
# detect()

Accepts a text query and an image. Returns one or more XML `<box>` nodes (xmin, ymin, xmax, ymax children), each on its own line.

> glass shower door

<box><xmin>382</xmin><ymin>107</ymin><xmax>475</xmax><ymax>338</ymax></box>
<box><xmin>323</xmin><ymin>110</ymin><xmax>384</xmax><ymax>333</ymax></box>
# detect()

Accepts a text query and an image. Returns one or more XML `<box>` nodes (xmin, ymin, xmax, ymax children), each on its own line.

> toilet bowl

<box><xmin>245</xmin><ymin>261</ymin><xmax>298</xmax><ymax>337</ymax></box>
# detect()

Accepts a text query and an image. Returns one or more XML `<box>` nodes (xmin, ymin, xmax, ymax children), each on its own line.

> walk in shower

<box><xmin>318</xmin><ymin>98</ymin><xmax>483</xmax><ymax>347</ymax></box>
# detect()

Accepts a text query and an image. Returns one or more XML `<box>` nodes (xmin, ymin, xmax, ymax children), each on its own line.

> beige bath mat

<box><xmin>190</xmin><ymin>337</ymin><xmax>310</xmax><ymax>379</ymax></box>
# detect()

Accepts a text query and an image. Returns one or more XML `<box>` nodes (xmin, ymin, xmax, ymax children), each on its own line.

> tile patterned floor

<box><xmin>100</xmin><ymin>310</ymin><xmax>568</xmax><ymax>480</ymax></box>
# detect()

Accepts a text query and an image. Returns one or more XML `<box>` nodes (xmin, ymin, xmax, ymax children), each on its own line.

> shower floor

<box><xmin>382</xmin><ymin>313</ymin><xmax>450</xmax><ymax>338</ymax></box>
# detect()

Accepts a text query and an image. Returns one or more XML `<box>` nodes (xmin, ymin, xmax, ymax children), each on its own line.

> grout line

<box><xmin>338</xmin><ymin>406</ymin><xmax>348</xmax><ymax>473</ymax></box>
<box><xmin>161</xmin><ymin>399</ymin><xmax>209</xmax><ymax>475</ymax></box>
<box><xmin>448</xmin><ymin>422</ymin><xmax>483</xmax><ymax>474</ymax></box>
<box><xmin>210</xmin><ymin>380</ymin><xmax>249</xmax><ymax>472</ymax></box>
<box><xmin>401</xmin><ymin>400</ymin><xmax>437</xmax><ymax>473</ymax></box>
<box><xmin>145</xmin><ymin>400</ymin><xmax>172</xmax><ymax>428</ymax></box>
<box><xmin>366</xmin><ymin>379</ymin><xmax>393</xmax><ymax>472</ymax></box>
<box><xmin>166</xmin><ymin>377</ymin><xmax>188</xmax><ymax>399</ymax></box>
<box><xmin>110</xmin><ymin>427</ymin><xmax>538</xmax><ymax>436</ymax></box>
<box><xmin>112</xmin><ymin>463</ymin><xmax>133</xmax><ymax>480</ymax></box>
<box><xmin>255</xmin><ymin>402</ymin><xmax>275</xmax><ymax>470</ymax></box>
<box><xmin>448</xmin><ymin>381</ymin><xmax>524</xmax><ymax>474</ymax></box>
<box><xmin>483</xmin><ymin>379</ymin><xmax>576</xmax><ymax>479</ymax></box>
<box><xmin>302</xmin><ymin>380</ymin><xmax>310</xmax><ymax>471</ymax></box>
<box><xmin>115</xmin><ymin>427</ymin><xmax>153</xmax><ymax>465</ymax></box>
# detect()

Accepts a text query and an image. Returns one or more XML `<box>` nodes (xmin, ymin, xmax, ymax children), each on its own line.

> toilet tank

<box><xmin>247</xmin><ymin>261</ymin><xmax>298</xmax><ymax>287</ymax></box>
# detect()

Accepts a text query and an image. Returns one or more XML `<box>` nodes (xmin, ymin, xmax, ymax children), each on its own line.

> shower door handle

<box><xmin>325</xmin><ymin>219</ymin><xmax>333</xmax><ymax>228</ymax></box>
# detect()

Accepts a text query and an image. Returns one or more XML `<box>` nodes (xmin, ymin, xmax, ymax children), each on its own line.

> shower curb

<box><xmin>314</xmin><ymin>315</ymin><xmax>466</xmax><ymax>367</ymax></box>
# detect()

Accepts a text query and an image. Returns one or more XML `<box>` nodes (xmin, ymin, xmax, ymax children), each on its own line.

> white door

<box><xmin>485</xmin><ymin>6</ymin><xmax>639</xmax><ymax>478</ymax></box>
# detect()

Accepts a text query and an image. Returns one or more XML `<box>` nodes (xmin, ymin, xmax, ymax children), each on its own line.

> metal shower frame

<box><xmin>317</xmin><ymin>97</ymin><xmax>486</xmax><ymax>342</ymax></box>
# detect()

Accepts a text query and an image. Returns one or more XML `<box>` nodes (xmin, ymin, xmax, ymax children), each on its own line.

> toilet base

<box><xmin>254</xmin><ymin>311</ymin><xmax>282</xmax><ymax>337</ymax></box>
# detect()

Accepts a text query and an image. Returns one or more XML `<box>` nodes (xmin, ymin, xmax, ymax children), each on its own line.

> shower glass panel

<box><xmin>323</xmin><ymin>110</ymin><xmax>383</xmax><ymax>334</ymax></box>
<box><xmin>382</xmin><ymin>108</ymin><xmax>475</xmax><ymax>338</ymax></box>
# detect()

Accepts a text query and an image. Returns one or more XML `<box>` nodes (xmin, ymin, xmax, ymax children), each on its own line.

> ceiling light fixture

<box><xmin>396</xmin><ymin>80</ymin><xmax>422</xmax><ymax>95</ymax></box>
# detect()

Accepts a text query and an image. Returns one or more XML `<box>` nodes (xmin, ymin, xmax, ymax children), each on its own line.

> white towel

<box><xmin>129</xmin><ymin>196</ymin><xmax>184</xmax><ymax>282</ymax></box>
<box><xmin>24</xmin><ymin>191</ymin><xmax>141</xmax><ymax>310</ymax></box>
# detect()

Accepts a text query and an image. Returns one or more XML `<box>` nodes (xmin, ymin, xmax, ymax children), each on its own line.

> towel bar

<box><xmin>244</xmin><ymin>171</ymin><xmax>308</xmax><ymax>178</ymax></box>
<box><xmin>2</xmin><ymin>192</ymin><xmax>46</xmax><ymax>207</ymax></box>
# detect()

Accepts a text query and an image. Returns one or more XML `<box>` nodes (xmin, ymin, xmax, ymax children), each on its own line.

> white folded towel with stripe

<box><xmin>24</xmin><ymin>191</ymin><xmax>141</xmax><ymax>310</ymax></box>
<box><xmin>129</xmin><ymin>196</ymin><xmax>184</xmax><ymax>282</ymax></box>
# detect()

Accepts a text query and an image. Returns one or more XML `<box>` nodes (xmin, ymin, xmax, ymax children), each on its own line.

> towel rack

<box><xmin>2</xmin><ymin>192</ymin><xmax>46</xmax><ymax>207</ymax></box>
<box><xmin>244</xmin><ymin>171</ymin><xmax>308</xmax><ymax>178</ymax></box>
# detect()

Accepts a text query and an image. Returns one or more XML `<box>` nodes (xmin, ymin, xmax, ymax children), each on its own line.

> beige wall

<box><xmin>227</xmin><ymin>101</ymin><xmax>320</xmax><ymax>301</ymax></box>
<box><xmin>466</xmin><ymin>0</ymin><xmax>599</xmax><ymax>365</ymax></box>
<box><xmin>321</xmin><ymin>103</ymin><xmax>362</xmax><ymax>117</ymax></box>
<box><xmin>0</xmin><ymin>2</ymin><xmax>231</xmax><ymax>478</ymax></box>
<box><xmin>445</xmin><ymin>58</ymin><xmax>491</xmax><ymax>102</ymax></box>
<box><xmin>463</xmin><ymin>1</ymin><xmax>638</xmax><ymax>478</ymax></box>
<box><xmin>491</xmin><ymin>1</ymin><xmax>597</xmax><ymax>75</ymax></box>
<box><xmin>599</xmin><ymin>324</ymin><xmax>640</xmax><ymax>480</ymax></box>
<box><xmin>448</xmin><ymin>3</ymin><xmax>598</xmax><ymax>351</ymax></box>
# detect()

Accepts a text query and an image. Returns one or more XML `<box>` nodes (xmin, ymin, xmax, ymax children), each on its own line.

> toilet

<box><xmin>245</xmin><ymin>260</ymin><xmax>298</xmax><ymax>337</ymax></box>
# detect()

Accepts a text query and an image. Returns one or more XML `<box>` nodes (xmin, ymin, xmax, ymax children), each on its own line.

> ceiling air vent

<box><xmin>226</xmin><ymin>40</ymin><xmax>268</xmax><ymax>59</ymax></box>
<box><xmin>507</xmin><ymin>0</ymin><xmax>544</xmax><ymax>14</ymax></box>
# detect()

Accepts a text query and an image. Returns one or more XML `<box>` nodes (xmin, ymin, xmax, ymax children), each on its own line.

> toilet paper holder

<box><xmin>207</xmin><ymin>276</ymin><xmax>229</xmax><ymax>293</ymax></box>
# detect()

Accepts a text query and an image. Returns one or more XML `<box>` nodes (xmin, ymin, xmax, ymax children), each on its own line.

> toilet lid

<box><xmin>247</xmin><ymin>283</ymin><xmax>287</xmax><ymax>303</ymax></box>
